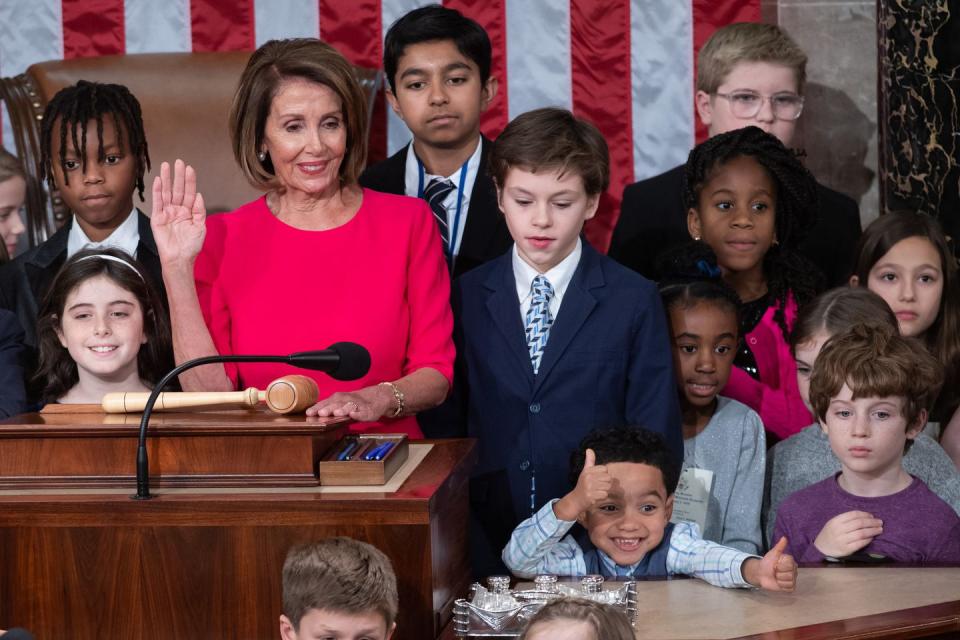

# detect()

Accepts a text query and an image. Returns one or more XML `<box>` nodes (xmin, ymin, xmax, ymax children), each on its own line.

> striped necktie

<box><xmin>524</xmin><ymin>275</ymin><xmax>555</xmax><ymax>374</ymax></box>
<box><xmin>423</xmin><ymin>177</ymin><xmax>455</xmax><ymax>258</ymax></box>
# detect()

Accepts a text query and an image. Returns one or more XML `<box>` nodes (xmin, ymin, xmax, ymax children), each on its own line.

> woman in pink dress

<box><xmin>150</xmin><ymin>39</ymin><xmax>453</xmax><ymax>438</ymax></box>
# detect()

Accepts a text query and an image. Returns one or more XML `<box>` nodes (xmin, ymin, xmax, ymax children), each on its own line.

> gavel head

<box><xmin>264</xmin><ymin>375</ymin><xmax>319</xmax><ymax>414</ymax></box>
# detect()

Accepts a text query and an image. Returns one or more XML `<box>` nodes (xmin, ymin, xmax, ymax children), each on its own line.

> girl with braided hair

<box><xmin>0</xmin><ymin>80</ymin><xmax>167</xmax><ymax>405</ymax></box>
<box><xmin>683</xmin><ymin>125</ymin><xmax>822</xmax><ymax>442</ymax></box>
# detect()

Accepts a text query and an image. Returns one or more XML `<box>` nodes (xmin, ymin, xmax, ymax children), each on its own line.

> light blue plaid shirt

<box><xmin>503</xmin><ymin>499</ymin><xmax>757</xmax><ymax>588</ymax></box>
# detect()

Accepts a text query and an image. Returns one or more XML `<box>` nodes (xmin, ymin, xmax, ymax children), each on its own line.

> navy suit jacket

<box><xmin>609</xmin><ymin>164</ymin><xmax>862</xmax><ymax>287</ymax></box>
<box><xmin>442</xmin><ymin>242</ymin><xmax>682</xmax><ymax>575</ymax></box>
<box><xmin>359</xmin><ymin>136</ymin><xmax>512</xmax><ymax>280</ymax></box>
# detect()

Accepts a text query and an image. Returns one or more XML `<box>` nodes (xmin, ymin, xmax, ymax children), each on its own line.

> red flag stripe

<box><xmin>691</xmin><ymin>0</ymin><xmax>761</xmax><ymax>143</ymax></box>
<box><xmin>443</xmin><ymin>0</ymin><xmax>509</xmax><ymax>139</ymax></box>
<box><xmin>320</xmin><ymin>0</ymin><xmax>386</xmax><ymax>163</ymax></box>
<box><xmin>570</xmin><ymin>0</ymin><xmax>634</xmax><ymax>253</ymax></box>
<box><xmin>62</xmin><ymin>0</ymin><xmax>125</xmax><ymax>59</ymax></box>
<box><xmin>190</xmin><ymin>0</ymin><xmax>255</xmax><ymax>52</ymax></box>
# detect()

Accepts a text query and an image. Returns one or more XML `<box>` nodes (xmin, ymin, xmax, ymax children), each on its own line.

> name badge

<box><xmin>671</xmin><ymin>467</ymin><xmax>714</xmax><ymax>534</ymax></box>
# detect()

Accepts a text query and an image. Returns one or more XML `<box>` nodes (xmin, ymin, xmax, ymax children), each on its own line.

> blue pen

<box><xmin>373</xmin><ymin>441</ymin><xmax>395</xmax><ymax>461</ymax></box>
<box><xmin>364</xmin><ymin>442</ymin><xmax>387</xmax><ymax>461</ymax></box>
<box><xmin>336</xmin><ymin>440</ymin><xmax>358</xmax><ymax>461</ymax></box>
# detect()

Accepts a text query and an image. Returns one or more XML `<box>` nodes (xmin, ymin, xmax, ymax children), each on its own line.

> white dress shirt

<box><xmin>66</xmin><ymin>208</ymin><xmax>140</xmax><ymax>258</ymax></box>
<box><xmin>404</xmin><ymin>137</ymin><xmax>483</xmax><ymax>258</ymax></box>
<box><xmin>512</xmin><ymin>238</ymin><xmax>582</xmax><ymax>320</ymax></box>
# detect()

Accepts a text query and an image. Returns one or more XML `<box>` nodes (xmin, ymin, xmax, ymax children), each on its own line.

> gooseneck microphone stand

<box><xmin>133</xmin><ymin>344</ymin><xmax>370</xmax><ymax>500</ymax></box>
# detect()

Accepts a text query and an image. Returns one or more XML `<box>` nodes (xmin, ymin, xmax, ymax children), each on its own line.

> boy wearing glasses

<box><xmin>610</xmin><ymin>22</ymin><xmax>861</xmax><ymax>287</ymax></box>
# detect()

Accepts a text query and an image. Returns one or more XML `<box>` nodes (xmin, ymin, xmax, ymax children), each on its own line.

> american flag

<box><xmin>0</xmin><ymin>0</ymin><xmax>759</xmax><ymax>250</ymax></box>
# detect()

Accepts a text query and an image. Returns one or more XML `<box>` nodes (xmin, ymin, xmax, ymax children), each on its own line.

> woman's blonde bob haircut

<box><xmin>229</xmin><ymin>38</ymin><xmax>368</xmax><ymax>190</ymax></box>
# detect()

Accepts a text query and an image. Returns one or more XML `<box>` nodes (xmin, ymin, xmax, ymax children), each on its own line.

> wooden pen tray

<box><xmin>317</xmin><ymin>434</ymin><xmax>408</xmax><ymax>486</ymax></box>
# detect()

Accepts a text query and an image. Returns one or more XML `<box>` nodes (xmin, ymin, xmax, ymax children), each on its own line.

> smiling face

<box><xmin>581</xmin><ymin>462</ymin><xmax>674</xmax><ymax>567</ymax></box>
<box><xmin>387</xmin><ymin>39</ymin><xmax>496</xmax><ymax>151</ymax></box>
<box><xmin>696</xmin><ymin>61</ymin><xmax>800</xmax><ymax>148</ymax></box>
<box><xmin>688</xmin><ymin>154</ymin><xmax>777</xmax><ymax>282</ymax></box>
<box><xmin>280</xmin><ymin>608</ymin><xmax>394</xmax><ymax>640</ymax></box>
<box><xmin>56</xmin><ymin>274</ymin><xmax>146</xmax><ymax>385</ymax></box>
<box><xmin>51</xmin><ymin>117</ymin><xmax>137</xmax><ymax>241</ymax></box>
<box><xmin>859</xmin><ymin>236</ymin><xmax>944</xmax><ymax>339</ymax></box>
<box><xmin>669</xmin><ymin>301</ymin><xmax>738</xmax><ymax>410</ymax></box>
<box><xmin>262</xmin><ymin>77</ymin><xmax>347</xmax><ymax>199</ymax></box>
<box><xmin>0</xmin><ymin>175</ymin><xmax>26</xmax><ymax>258</ymax></box>
<box><xmin>820</xmin><ymin>385</ymin><xmax>920</xmax><ymax>482</ymax></box>
<box><xmin>499</xmin><ymin>166</ymin><xmax>598</xmax><ymax>273</ymax></box>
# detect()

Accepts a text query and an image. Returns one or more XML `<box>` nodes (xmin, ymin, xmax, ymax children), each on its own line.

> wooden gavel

<box><xmin>101</xmin><ymin>375</ymin><xmax>320</xmax><ymax>415</ymax></box>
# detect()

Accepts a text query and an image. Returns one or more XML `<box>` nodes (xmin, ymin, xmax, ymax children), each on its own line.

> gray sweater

<box><xmin>681</xmin><ymin>397</ymin><xmax>765</xmax><ymax>554</ymax></box>
<box><xmin>764</xmin><ymin>424</ymin><xmax>960</xmax><ymax>547</ymax></box>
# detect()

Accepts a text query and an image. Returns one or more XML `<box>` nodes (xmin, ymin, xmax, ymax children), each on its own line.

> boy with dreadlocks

<box><xmin>683</xmin><ymin>125</ymin><xmax>822</xmax><ymax>443</ymax></box>
<box><xmin>0</xmin><ymin>80</ymin><xmax>166</xmax><ymax>402</ymax></box>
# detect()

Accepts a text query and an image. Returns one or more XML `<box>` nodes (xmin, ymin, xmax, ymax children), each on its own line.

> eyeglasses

<box><xmin>713</xmin><ymin>91</ymin><xmax>805</xmax><ymax>121</ymax></box>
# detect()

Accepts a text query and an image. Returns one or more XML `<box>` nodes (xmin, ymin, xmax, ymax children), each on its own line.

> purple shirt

<box><xmin>773</xmin><ymin>474</ymin><xmax>960</xmax><ymax>564</ymax></box>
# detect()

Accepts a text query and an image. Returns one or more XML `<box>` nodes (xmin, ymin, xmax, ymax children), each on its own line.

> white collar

<box><xmin>513</xmin><ymin>238</ymin><xmax>582</xmax><ymax>304</ymax></box>
<box><xmin>66</xmin><ymin>208</ymin><xmax>140</xmax><ymax>258</ymax></box>
<box><xmin>404</xmin><ymin>136</ymin><xmax>483</xmax><ymax>197</ymax></box>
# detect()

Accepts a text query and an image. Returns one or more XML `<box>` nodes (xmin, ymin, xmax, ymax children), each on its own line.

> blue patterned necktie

<box><xmin>524</xmin><ymin>275</ymin><xmax>555</xmax><ymax>374</ymax></box>
<box><xmin>423</xmin><ymin>177</ymin><xmax>455</xmax><ymax>258</ymax></box>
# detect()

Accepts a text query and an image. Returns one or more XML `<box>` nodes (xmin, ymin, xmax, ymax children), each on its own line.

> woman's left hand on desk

<box><xmin>307</xmin><ymin>385</ymin><xmax>396</xmax><ymax>422</ymax></box>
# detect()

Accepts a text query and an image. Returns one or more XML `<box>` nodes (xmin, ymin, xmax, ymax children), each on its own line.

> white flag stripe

<box><xmin>0</xmin><ymin>0</ymin><xmax>62</xmax><ymax>153</ymax></box>
<box><xmin>629</xmin><ymin>0</ymin><xmax>695</xmax><ymax>182</ymax></box>
<box><xmin>125</xmin><ymin>0</ymin><xmax>192</xmax><ymax>54</ymax></box>
<box><xmin>255</xmin><ymin>0</ymin><xmax>319</xmax><ymax>47</ymax></box>
<box><xmin>505</xmin><ymin>0</ymin><xmax>572</xmax><ymax>119</ymax></box>
<box><xmin>381</xmin><ymin>0</ymin><xmax>435</xmax><ymax>155</ymax></box>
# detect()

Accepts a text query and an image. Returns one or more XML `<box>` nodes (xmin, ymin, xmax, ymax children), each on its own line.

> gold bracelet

<box><xmin>379</xmin><ymin>382</ymin><xmax>404</xmax><ymax>418</ymax></box>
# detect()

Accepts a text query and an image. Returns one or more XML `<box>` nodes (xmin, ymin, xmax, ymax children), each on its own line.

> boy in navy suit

<box><xmin>359</xmin><ymin>4</ymin><xmax>511</xmax><ymax>279</ymax></box>
<box><xmin>446</xmin><ymin>108</ymin><xmax>682</xmax><ymax>578</ymax></box>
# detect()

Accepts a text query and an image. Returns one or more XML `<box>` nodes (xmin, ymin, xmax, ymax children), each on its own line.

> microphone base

<box><xmin>131</xmin><ymin>491</ymin><xmax>154</xmax><ymax>500</ymax></box>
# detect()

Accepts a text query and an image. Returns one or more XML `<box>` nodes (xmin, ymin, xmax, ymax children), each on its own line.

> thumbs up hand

<box><xmin>744</xmin><ymin>536</ymin><xmax>798</xmax><ymax>592</ymax></box>
<box><xmin>553</xmin><ymin>449</ymin><xmax>614</xmax><ymax>521</ymax></box>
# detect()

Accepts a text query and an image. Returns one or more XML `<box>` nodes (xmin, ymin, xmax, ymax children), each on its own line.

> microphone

<box><xmin>132</xmin><ymin>342</ymin><xmax>370</xmax><ymax>500</ymax></box>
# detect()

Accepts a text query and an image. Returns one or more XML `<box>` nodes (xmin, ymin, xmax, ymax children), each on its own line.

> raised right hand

<box><xmin>813</xmin><ymin>510</ymin><xmax>883</xmax><ymax>558</ymax></box>
<box><xmin>553</xmin><ymin>449</ymin><xmax>613</xmax><ymax>521</ymax></box>
<box><xmin>151</xmin><ymin>159</ymin><xmax>207</xmax><ymax>267</ymax></box>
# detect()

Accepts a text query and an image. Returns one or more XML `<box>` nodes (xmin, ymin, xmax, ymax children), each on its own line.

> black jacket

<box><xmin>359</xmin><ymin>137</ymin><xmax>512</xmax><ymax>280</ymax></box>
<box><xmin>609</xmin><ymin>164</ymin><xmax>862</xmax><ymax>286</ymax></box>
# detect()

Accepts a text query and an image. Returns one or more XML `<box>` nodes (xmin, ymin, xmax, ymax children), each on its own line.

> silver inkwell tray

<box><xmin>452</xmin><ymin>574</ymin><xmax>638</xmax><ymax>637</ymax></box>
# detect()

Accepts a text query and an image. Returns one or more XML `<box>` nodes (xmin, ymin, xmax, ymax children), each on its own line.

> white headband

<box><xmin>74</xmin><ymin>253</ymin><xmax>145</xmax><ymax>281</ymax></box>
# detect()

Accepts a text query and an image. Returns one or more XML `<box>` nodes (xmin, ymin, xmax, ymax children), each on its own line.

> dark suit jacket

<box><xmin>359</xmin><ymin>136</ymin><xmax>512</xmax><ymax>280</ymax></box>
<box><xmin>609</xmin><ymin>164</ymin><xmax>862</xmax><ymax>286</ymax></box>
<box><xmin>0</xmin><ymin>308</ymin><xmax>26</xmax><ymax>418</ymax></box>
<box><xmin>0</xmin><ymin>211</ymin><xmax>166</xmax><ymax>401</ymax></box>
<box><xmin>437</xmin><ymin>242</ymin><xmax>682</xmax><ymax>576</ymax></box>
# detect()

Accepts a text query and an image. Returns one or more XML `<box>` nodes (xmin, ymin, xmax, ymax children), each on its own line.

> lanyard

<box><xmin>417</xmin><ymin>156</ymin><xmax>470</xmax><ymax>257</ymax></box>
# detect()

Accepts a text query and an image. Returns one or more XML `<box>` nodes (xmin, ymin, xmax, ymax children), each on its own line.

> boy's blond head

<box><xmin>809</xmin><ymin>323</ymin><xmax>943</xmax><ymax>427</ymax></box>
<box><xmin>697</xmin><ymin>23</ymin><xmax>807</xmax><ymax>94</ymax></box>
<box><xmin>281</xmin><ymin>537</ymin><xmax>398</xmax><ymax>631</ymax></box>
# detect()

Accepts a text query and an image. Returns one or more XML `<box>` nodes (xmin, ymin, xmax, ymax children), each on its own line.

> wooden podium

<box><xmin>0</xmin><ymin>408</ymin><xmax>476</xmax><ymax>640</ymax></box>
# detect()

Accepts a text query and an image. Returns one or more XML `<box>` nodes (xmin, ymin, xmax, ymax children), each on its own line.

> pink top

<box><xmin>723</xmin><ymin>292</ymin><xmax>812</xmax><ymax>441</ymax></box>
<box><xmin>194</xmin><ymin>189</ymin><xmax>455</xmax><ymax>438</ymax></box>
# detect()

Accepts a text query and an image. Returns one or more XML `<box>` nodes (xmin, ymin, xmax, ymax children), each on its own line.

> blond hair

<box><xmin>697</xmin><ymin>23</ymin><xmax>807</xmax><ymax>94</ymax></box>
<box><xmin>519</xmin><ymin>598</ymin><xmax>633</xmax><ymax>640</ymax></box>
<box><xmin>229</xmin><ymin>39</ymin><xmax>368</xmax><ymax>190</ymax></box>
<box><xmin>281</xmin><ymin>537</ymin><xmax>398</xmax><ymax>631</ymax></box>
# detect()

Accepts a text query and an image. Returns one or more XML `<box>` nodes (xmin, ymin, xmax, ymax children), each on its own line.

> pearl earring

<box><xmin>258</xmin><ymin>150</ymin><xmax>267</xmax><ymax>162</ymax></box>
<box><xmin>694</xmin><ymin>235</ymin><xmax>701</xmax><ymax>241</ymax></box>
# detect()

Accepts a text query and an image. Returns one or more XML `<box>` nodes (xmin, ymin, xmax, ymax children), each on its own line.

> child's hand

<box><xmin>552</xmin><ymin>449</ymin><xmax>612</xmax><ymax>521</ymax></box>
<box><xmin>743</xmin><ymin>536</ymin><xmax>798</xmax><ymax>592</ymax></box>
<box><xmin>813</xmin><ymin>511</ymin><xmax>883</xmax><ymax>559</ymax></box>
<box><xmin>151</xmin><ymin>159</ymin><xmax>207</xmax><ymax>268</ymax></box>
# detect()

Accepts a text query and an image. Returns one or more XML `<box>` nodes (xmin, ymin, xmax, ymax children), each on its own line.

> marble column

<box><xmin>768</xmin><ymin>0</ymin><xmax>879</xmax><ymax>226</ymax></box>
<box><xmin>877</xmin><ymin>0</ymin><xmax>959</xmax><ymax>246</ymax></box>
